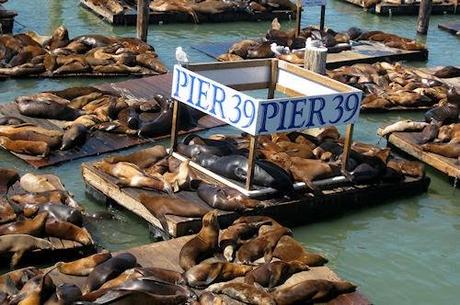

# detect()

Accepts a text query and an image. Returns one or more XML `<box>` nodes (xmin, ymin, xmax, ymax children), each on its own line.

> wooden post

<box><xmin>296</xmin><ymin>0</ymin><xmax>302</xmax><ymax>37</ymax></box>
<box><xmin>319</xmin><ymin>5</ymin><xmax>326</xmax><ymax>31</ymax></box>
<box><xmin>416</xmin><ymin>0</ymin><xmax>432</xmax><ymax>35</ymax></box>
<box><xmin>268</xmin><ymin>59</ymin><xmax>278</xmax><ymax>99</ymax></box>
<box><xmin>341</xmin><ymin>124</ymin><xmax>354</xmax><ymax>174</ymax></box>
<box><xmin>137</xmin><ymin>0</ymin><xmax>149</xmax><ymax>42</ymax></box>
<box><xmin>245</xmin><ymin>136</ymin><xmax>258</xmax><ymax>191</ymax></box>
<box><xmin>303</xmin><ymin>42</ymin><xmax>327</xmax><ymax>75</ymax></box>
<box><xmin>170</xmin><ymin>100</ymin><xmax>180</xmax><ymax>152</ymax></box>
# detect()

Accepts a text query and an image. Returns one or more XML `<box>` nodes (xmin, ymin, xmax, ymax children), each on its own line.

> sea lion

<box><xmin>217</xmin><ymin>53</ymin><xmax>244</xmax><ymax>62</ymax></box>
<box><xmin>104</xmin><ymin>145</ymin><xmax>167</xmax><ymax>169</ymax></box>
<box><xmin>247</xmin><ymin>41</ymin><xmax>274</xmax><ymax>59</ymax></box>
<box><xmin>0</xmin><ymin>212</ymin><xmax>48</xmax><ymax>236</ymax></box>
<box><xmin>378</xmin><ymin>120</ymin><xmax>429</xmax><ymax>137</ymax></box>
<box><xmin>236</xmin><ymin>225</ymin><xmax>292</xmax><ymax>264</ymax></box>
<box><xmin>272</xmin><ymin>279</ymin><xmax>357</xmax><ymax>304</ymax></box>
<box><xmin>140</xmin><ymin>267</ymin><xmax>185</xmax><ymax>285</ymax></box>
<box><xmin>91</xmin><ymin>121</ymin><xmax>137</xmax><ymax>135</ymax></box>
<box><xmin>421</xmin><ymin>143</ymin><xmax>460</xmax><ymax>158</ymax></box>
<box><xmin>8</xmin><ymin>266</ymin><xmax>57</xmax><ymax>305</ymax></box>
<box><xmin>197</xmin><ymin>183</ymin><xmax>265</xmax><ymax>211</ymax></box>
<box><xmin>244</xmin><ymin>261</ymin><xmax>309</xmax><ymax>289</ymax></box>
<box><xmin>95</xmin><ymin>161</ymin><xmax>171</xmax><ymax>193</ymax></box>
<box><xmin>418</xmin><ymin>123</ymin><xmax>440</xmax><ymax>144</ymax></box>
<box><xmin>9</xmin><ymin>190</ymin><xmax>78</xmax><ymax>208</ymax></box>
<box><xmin>163</xmin><ymin>160</ymin><xmax>200</xmax><ymax>192</ymax></box>
<box><xmin>273</xmin><ymin>235</ymin><xmax>328</xmax><ymax>266</ymax></box>
<box><xmin>0</xmin><ymin>124</ymin><xmax>62</xmax><ymax>149</ymax></box>
<box><xmin>20</xmin><ymin>173</ymin><xmax>65</xmax><ymax>193</ymax></box>
<box><xmin>83</xmin><ymin>252</ymin><xmax>137</xmax><ymax>293</ymax></box>
<box><xmin>139</xmin><ymin>193</ymin><xmax>210</xmax><ymax>234</ymax></box>
<box><xmin>207</xmin><ymin>282</ymin><xmax>276</xmax><ymax>305</ymax></box>
<box><xmin>60</xmin><ymin>124</ymin><xmax>88</xmax><ymax>150</ymax></box>
<box><xmin>68</xmin><ymin>92</ymin><xmax>105</xmax><ymax>109</ymax></box>
<box><xmin>137</xmin><ymin>99</ymin><xmax>175</xmax><ymax>138</ymax></box>
<box><xmin>433</xmin><ymin>66</ymin><xmax>460</xmax><ymax>78</ymax></box>
<box><xmin>44</xmin><ymin>25</ymin><xmax>69</xmax><ymax>50</ymax></box>
<box><xmin>150</xmin><ymin>0</ymin><xmax>199</xmax><ymax>23</ymax></box>
<box><xmin>0</xmin><ymin>116</ymin><xmax>25</xmax><ymax>125</ymax></box>
<box><xmin>43</xmin><ymin>283</ymin><xmax>82</xmax><ymax>305</ymax></box>
<box><xmin>437</xmin><ymin>123</ymin><xmax>460</xmax><ymax>143</ymax></box>
<box><xmin>179</xmin><ymin>210</ymin><xmax>219</xmax><ymax>271</ymax></box>
<box><xmin>0</xmin><ymin>201</ymin><xmax>16</xmax><ymax>224</ymax></box>
<box><xmin>185</xmin><ymin>262</ymin><xmax>253</xmax><ymax>288</ymax></box>
<box><xmin>0</xmin><ymin>167</ymin><xmax>19</xmax><ymax>194</ymax></box>
<box><xmin>0</xmin><ymin>137</ymin><xmax>50</xmax><ymax>157</ymax></box>
<box><xmin>45</xmin><ymin>219</ymin><xmax>93</xmax><ymax>245</ymax></box>
<box><xmin>30</xmin><ymin>204</ymin><xmax>83</xmax><ymax>225</ymax></box>
<box><xmin>228</xmin><ymin>40</ymin><xmax>259</xmax><ymax>58</ymax></box>
<box><xmin>0</xmin><ymin>234</ymin><xmax>53</xmax><ymax>267</ymax></box>
<box><xmin>0</xmin><ymin>63</ymin><xmax>45</xmax><ymax>76</ymax></box>
<box><xmin>387</xmin><ymin>159</ymin><xmax>424</xmax><ymax>178</ymax></box>
<box><xmin>16</xmin><ymin>93</ymin><xmax>83</xmax><ymax>121</ymax></box>
<box><xmin>135</xmin><ymin>53</ymin><xmax>167</xmax><ymax>74</ymax></box>
<box><xmin>57</xmin><ymin>251</ymin><xmax>111</xmax><ymax>276</ymax></box>
<box><xmin>0</xmin><ymin>267</ymin><xmax>41</xmax><ymax>295</ymax></box>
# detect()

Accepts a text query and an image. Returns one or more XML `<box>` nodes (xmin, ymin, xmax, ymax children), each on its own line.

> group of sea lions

<box><xmin>328</xmin><ymin>62</ymin><xmax>452</xmax><ymax>110</ymax></box>
<box><xmin>0</xmin><ymin>168</ymin><xmax>93</xmax><ymax>268</ymax></box>
<box><xmin>0</xmin><ymin>88</ymin><xmax>198</xmax><ymax>157</ymax></box>
<box><xmin>0</xmin><ymin>25</ymin><xmax>167</xmax><ymax>77</ymax></box>
<box><xmin>218</xmin><ymin>19</ymin><xmax>425</xmax><ymax>62</ymax></box>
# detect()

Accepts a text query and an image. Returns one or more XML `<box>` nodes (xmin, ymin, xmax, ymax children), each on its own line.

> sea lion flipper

<box><xmin>204</xmin><ymin>263</ymin><xmax>224</xmax><ymax>286</ymax></box>
<box><xmin>11</xmin><ymin>250</ymin><xmax>25</xmax><ymax>268</ymax></box>
<box><xmin>263</xmin><ymin>247</ymin><xmax>274</xmax><ymax>263</ymax></box>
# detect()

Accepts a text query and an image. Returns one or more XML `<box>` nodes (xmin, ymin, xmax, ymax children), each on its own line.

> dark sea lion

<box><xmin>0</xmin><ymin>212</ymin><xmax>47</xmax><ymax>236</ymax></box>
<box><xmin>183</xmin><ymin>134</ymin><xmax>238</xmax><ymax>153</ymax></box>
<box><xmin>16</xmin><ymin>93</ymin><xmax>83</xmax><ymax>121</ymax></box>
<box><xmin>177</xmin><ymin>143</ymin><xmax>235</xmax><ymax>158</ymax></box>
<box><xmin>185</xmin><ymin>262</ymin><xmax>253</xmax><ymax>288</ymax></box>
<box><xmin>247</xmin><ymin>41</ymin><xmax>274</xmax><ymax>59</ymax></box>
<box><xmin>9</xmin><ymin>190</ymin><xmax>78</xmax><ymax>207</ymax></box>
<box><xmin>0</xmin><ymin>116</ymin><xmax>25</xmax><ymax>125</ymax></box>
<box><xmin>0</xmin><ymin>167</ymin><xmax>19</xmax><ymax>195</ymax></box>
<box><xmin>45</xmin><ymin>219</ymin><xmax>93</xmax><ymax>245</ymax></box>
<box><xmin>140</xmin><ymin>267</ymin><xmax>185</xmax><ymax>285</ymax></box>
<box><xmin>197</xmin><ymin>183</ymin><xmax>265</xmax><ymax>211</ymax></box>
<box><xmin>421</xmin><ymin>143</ymin><xmax>460</xmax><ymax>158</ymax></box>
<box><xmin>0</xmin><ymin>234</ymin><xmax>53</xmax><ymax>267</ymax></box>
<box><xmin>44</xmin><ymin>283</ymin><xmax>82</xmax><ymax>305</ymax></box>
<box><xmin>179</xmin><ymin>210</ymin><xmax>219</xmax><ymax>271</ymax></box>
<box><xmin>424</xmin><ymin>103</ymin><xmax>458</xmax><ymax>124</ymax></box>
<box><xmin>8</xmin><ymin>266</ymin><xmax>57</xmax><ymax>305</ymax></box>
<box><xmin>135</xmin><ymin>53</ymin><xmax>167</xmax><ymax>74</ymax></box>
<box><xmin>60</xmin><ymin>124</ymin><xmax>88</xmax><ymax>150</ymax></box>
<box><xmin>228</xmin><ymin>40</ymin><xmax>259</xmax><ymax>58</ymax></box>
<box><xmin>83</xmin><ymin>252</ymin><xmax>137</xmax><ymax>294</ymax></box>
<box><xmin>244</xmin><ymin>261</ymin><xmax>309</xmax><ymax>289</ymax></box>
<box><xmin>139</xmin><ymin>194</ymin><xmax>210</xmax><ymax>233</ymax></box>
<box><xmin>273</xmin><ymin>235</ymin><xmax>328</xmax><ymax>266</ymax></box>
<box><xmin>0</xmin><ymin>137</ymin><xmax>50</xmax><ymax>157</ymax></box>
<box><xmin>433</xmin><ymin>66</ymin><xmax>460</xmax><ymax>78</ymax></box>
<box><xmin>57</xmin><ymin>251</ymin><xmax>112</xmax><ymax>276</ymax></box>
<box><xmin>32</xmin><ymin>204</ymin><xmax>83</xmax><ymax>226</ymax></box>
<box><xmin>207</xmin><ymin>282</ymin><xmax>276</xmax><ymax>305</ymax></box>
<box><xmin>417</xmin><ymin>123</ymin><xmax>440</xmax><ymax>144</ymax></box>
<box><xmin>236</xmin><ymin>225</ymin><xmax>291</xmax><ymax>264</ymax></box>
<box><xmin>272</xmin><ymin>279</ymin><xmax>357</xmax><ymax>304</ymax></box>
<box><xmin>137</xmin><ymin>99</ymin><xmax>174</xmax><ymax>138</ymax></box>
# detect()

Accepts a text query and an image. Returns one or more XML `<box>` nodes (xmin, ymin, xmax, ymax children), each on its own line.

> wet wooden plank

<box><xmin>385</xmin><ymin>131</ymin><xmax>460</xmax><ymax>179</ymax></box>
<box><xmin>81</xmin><ymin>155</ymin><xmax>430</xmax><ymax>239</ymax></box>
<box><xmin>0</xmin><ymin>74</ymin><xmax>225</xmax><ymax>168</ymax></box>
<box><xmin>439</xmin><ymin>22</ymin><xmax>460</xmax><ymax>35</ymax></box>
<box><xmin>191</xmin><ymin>40</ymin><xmax>428</xmax><ymax>68</ymax></box>
<box><xmin>50</xmin><ymin>236</ymin><xmax>372</xmax><ymax>305</ymax></box>
<box><xmin>79</xmin><ymin>0</ymin><xmax>294</xmax><ymax>26</ymax></box>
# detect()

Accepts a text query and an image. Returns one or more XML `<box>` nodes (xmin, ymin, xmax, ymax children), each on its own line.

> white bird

<box><xmin>270</xmin><ymin>43</ymin><xmax>290</xmax><ymax>56</ymax></box>
<box><xmin>176</xmin><ymin>47</ymin><xmax>189</xmax><ymax>65</ymax></box>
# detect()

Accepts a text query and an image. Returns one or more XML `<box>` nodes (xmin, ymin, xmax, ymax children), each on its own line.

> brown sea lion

<box><xmin>0</xmin><ymin>63</ymin><xmax>45</xmax><ymax>76</ymax></box>
<box><xmin>27</xmin><ymin>204</ymin><xmax>83</xmax><ymax>225</ymax></box>
<box><xmin>179</xmin><ymin>210</ymin><xmax>220</xmax><ymax>271</ymax></box>
<box><xmin>0</xmin><ymin>234</ymin><xmax>53</xmax><ymax>267</ymax></box>
<box><xmin>0</xmin><ymin>116</ymin><xmax>25</xmax><ymax>125</ymax></box>
<box><xmin>150</xmin><ymin>0</ymin><xmax>199</xmax><ymax>23</ymax></box>
<box><xmin>244</xmin><ymin>261</ymin><xmax>310</xmax><ymax>289</ymax></box>
<box><xmin>437</xmin><ymin>123</ymin><xmax>460</xmax><ymax>143</ymax></box>
<box><xmin>247</xmin><ymin>41</ymin><xmax>274</xmax><ymax>59</ymax></box>
<box><xmin>217</xmin><ymin>53</ymin><xmax>244</xmax><ymax>62</ymax></box>
<box><xmin>45</xmin><ymin>219</ymin><xmax>93</xmax><ymax>245</ymax></box>
<box><xmin>0</xmin><ymin>267</ymin><xmax>41</xmax><ymax>295</ymax></box>
<box><xmin>139</xmin><ymin>194</ymin><xmax>210</xmax><ymax>232</ymax></box>
<box><xmin>207</xmin><ymin>282</ymin><xmax>276</xmax><ymax>305</ymax></box>
<box><xmin>44</xmin><ymin>26</ymin><xmax>69</xmax><ymax>50</ymax></box>
<box><xmin>197</xmin><ymin>183</ymin><xmax>265</xmax><ymax>212</ymax></box>
<box><xmin>8</xmin><ymin>268</ymin><xmax>56</xmax><ymax>305</ymax></box>
<box><xmin>421</xmin><ymin>143</ymin><xmax>460</xmax><ymax>158</ymax></box>
<box><xmin>82</xmin><ymin>252</ymin><xmax>137</xmax><ymax>294</ymax></box>
<box><xmin>140</xmin><ymin>267</ymin><xmax>186</xmax><ymax>285</ymax></box>
<box><xmin>387</xmin><ymin>159</ymin><xmax>424</xmax><ymax>178</ymax></box>
<box><xmin>57</xmin><ymin>251</ymin><xmax>112</xmax><ymax>276</ymax></box>
<box><xmin>0</xmin><ymin>124</ymin><xmax>62</xmax><ymax>149</ymax></box>
<box><xmin>0</xmin><ymin>137</ymin><xmax>50</xmax><ymax>157</ymax></box>
<box><xmin>95</xmin><ymin>161</ymin><xmax>171</xmax><ymax>193</ymax></box>
<box><xmin>68</xmin><ymin>92</ymin><xmax>104</xmax><ymax>109</ymax></box>
<box><xmin>0</xmin><ymin>212</ymin><xmax>47</xmax><ymax>236</ymax></box>
<box><xmin>228</xmin><ymin>40</ymin><xmax>259</xmax><ymax>58</ymax></box>
<box><xmin>0</xmin><ymin>201</ymin><xmax>16</xmax><ymax>224</ymax></box>
<box><xmin>135</xmin><ymin>53</ymin><xmax>167</xmax><ymax>74</ymax></box>
<box><xmin>272</xmin><ymin>279</ymin><xmax>357</xmax><ymax>304</ymax></box>
<box><xmin>185</xmin><ymin>262</ymin><xmax>253</xmax><ymax>288</ymax></box>
<box><xmin>273</xmin><ymin>235</ymin><xmax>328</xmax><ymax>266</ymax></box>
<box><xmin>163</xmin><ymin>160</ymin><xmax>200</xmax><ymax>192</ymax></box>
<box><xmin>434</xmin><ymin>66</ymin><xmax>460</xmax><ymax>78</ymax></box>
<box><xmin>0</xmin><ymin>167</ymin><xmax>19</xmax><ymax>195</ymax></box>
<box><xmin>60</xmin><ymin>124</ymin><xmax>88</xmax><ymax>150</ymax></box>
<box><xmin>236</xmin><ymin>225</ymin><xmax>292</xmax><ymax>264</ymax></box>
<box><xmin>9</xmin><ymin>190</ymin><xmax>77</xmax><ymax>207</ymax></box>
<box><xmin>20</xmin><ymin>173</ymin><xmax>65</xmax><ymax>193</ymax></box>
<box><xmin>105</xmin><ymin>145</ymin><xmax>167</xmax><ymax>169</ymax></box>
<box><xmin>378</xmin><ymin>120</ymin><xmax>429</xmax><ymax>137</ymax></box>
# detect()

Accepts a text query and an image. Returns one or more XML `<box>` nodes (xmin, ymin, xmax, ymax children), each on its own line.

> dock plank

<box><xmin>439</xmin><ymin>22</ymin><xmax>460</xmax><ymax>35</ymax></box>
<box><xmin>50</xmin><ymin>236</ymin><xmax>372</xmax><ymax>305</ymax></box>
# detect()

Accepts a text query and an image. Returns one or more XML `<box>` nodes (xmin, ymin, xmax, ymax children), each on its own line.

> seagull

<box><xmin>270</xmin><ymin>43</ymin><xmax>290</xmax><ymax>56</ymax></box>
<box><xmin>176</xmin><ymin>47</ymin><xmax>189</xmax><ymax>65</ymax></box>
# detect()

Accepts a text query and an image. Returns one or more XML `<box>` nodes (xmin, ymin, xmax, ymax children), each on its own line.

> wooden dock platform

<box><xmin>50</xmin><ymin>235</ymin><xmax>372</xmax><ymax>305</ymax></box>
<box><xmin>0</xmin><ymin>74</ymin><xmax>224</xmax><ymax>168</ymax></box>
<box><xmin>191</xmin><ymin>40</ymin><xmax>428</xmax><ymax>69</ymax></box>
<box><xmin>385</xmin><ymin>131</ymin><xmax>460</xmax><ymax>180</ymax></box>
<box><xmin>339</xmin><ymin>0</ymin><xmax>457</xmax><ymax>15</ymax></box>
<box><xmin>79</xmin><ymin>0</ymin><xmax>294</xmax><ymax>25</ymax></box>
<box><xmin>438</xmin><ymin>22</ymin><xmax>460</xmax><ymax>35</ymax></box>
<box><xmin>82</xmin><ymin>159</ymin><xmax>430</xmax><ymax>239</ymax></box>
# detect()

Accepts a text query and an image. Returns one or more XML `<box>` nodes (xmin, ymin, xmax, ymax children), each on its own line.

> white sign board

<box><xmin>171</xmin><ymin>64</ymin><xmax>362</xmax><ymax>136</ymax></box>
<box><xmin>303</xmin><ymin>0</ymin><xmax>326</xmax><ymax>6</ymax></box>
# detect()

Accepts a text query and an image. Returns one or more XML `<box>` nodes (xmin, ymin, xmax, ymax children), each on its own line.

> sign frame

<box><xmin>170</xmin><ymin>59</ymin><xmax>362</xmax><ymax>196</ymax></box>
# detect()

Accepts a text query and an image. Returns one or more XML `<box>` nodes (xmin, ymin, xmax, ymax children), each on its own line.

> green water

<box><xmin>1</xmin><ymin>0</ymin><xmax>460</xmax><ymax>303</ymax></box>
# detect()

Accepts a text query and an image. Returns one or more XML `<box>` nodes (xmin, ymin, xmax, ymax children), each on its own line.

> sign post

<box><xmin>170</xmin><ymin>59</ymin><xmax>362</xmax><ymax>195</ymax></box>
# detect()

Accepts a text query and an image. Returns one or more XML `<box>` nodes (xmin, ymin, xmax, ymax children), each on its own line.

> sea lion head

<box><xmin>437</xmin><ymin>124</ymin><xmax>454</xmax><ymax>142</ymax></box>
<box><xmin>287</xmin><ymin>260</ymin><xmax>310</xmax><ymax>273</ymax></box>
<box><xmin>334</xmin><ymin>280</ymin><xmax>357</xmax><ymax>293</ymax></box>
<box><xmin>202</xmin><ymin>210</ymin><xmax>219</xmax><ymax>230</ymax></box>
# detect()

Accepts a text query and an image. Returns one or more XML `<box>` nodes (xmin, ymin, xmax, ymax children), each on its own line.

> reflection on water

<box><xmin>1</xmin><ymin>0</ymin><xmax>460</xmax><ymax>303</ymax></box>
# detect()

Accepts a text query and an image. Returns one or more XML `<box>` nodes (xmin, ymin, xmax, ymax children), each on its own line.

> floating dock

<box><xmin>439</xmin><ymin>22</ymin><xmax>460</xmax><ymax>35</ymax></box>
<box><xmin>339</xmin><ymin>0</ymin><xmax>458</xmax><ymax>15</ymax></box>
<box><xmin>191</xmin><ymin>40</ymin><xmax>428</xmax><ymax>69</ymax></box>
<box><xmin>50</xmin><ymin>235</ymin><xmax>372</xmax><ymax>305</ymax></box>
<box><xmin>82</xmin><ymin>158</ymin><xmax>430</xmax><ymax>239</ymax></box>
<box><xmin>0</xmin><ymin>74</ymin><xmax>224</xmax><ymax>168</ymax></box>
<box><xmin>385</xmin><ymin>131</ymin><xmax>460</xmax><ymax>180</ymax></box>
<box><xmin>79</xmin><ymin>0</ymin><xmax>294</xmax><ymax>25</ymax></box>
